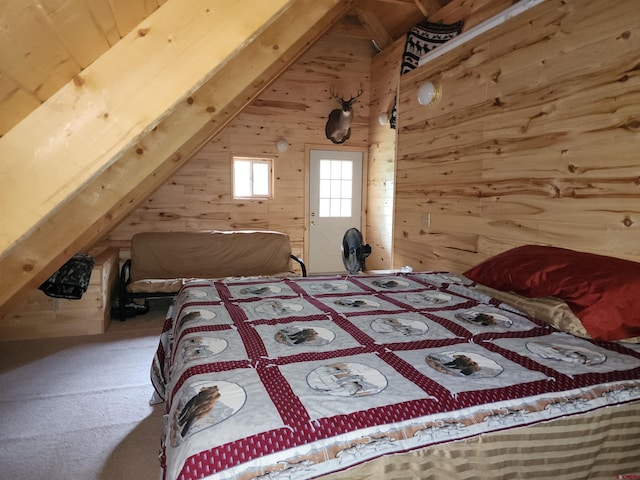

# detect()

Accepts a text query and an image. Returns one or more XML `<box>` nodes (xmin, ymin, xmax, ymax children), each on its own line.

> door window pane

<box><xmin>342</xmin><ymin>180</ymin><xmax>352</xmax><ymax>198</ymax></box>
<box><xmin>320</xmin><ymin>179</ymin><xmax>331</xmax><ymax>198</ymax></box>
<box><xmin>342</xmin><ymin>161</ymin><xmax>352</xmax><ymax>180</ymax></box>
<box><xmin>320</xmin><ymin>160</ymin><xmax>332</xmax><ymax>178</ymax></box>
<box><xmin>331</xmin><ymin>179</ymin><xmax>342</xmax><ymax>198</ymax></box>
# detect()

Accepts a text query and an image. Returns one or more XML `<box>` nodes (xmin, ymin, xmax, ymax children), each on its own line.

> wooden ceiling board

<box><xmin>0</xmin><ymin>0</ymin><xmax>167</xmax><ymax>136</ymax></box>
<box><xmin>102</xmin><ymin>0</ymin><xmax>163</xmax><ymax>37</ymax></box>
<box><xmin>83</xmin><ymin>0</ymin><xmax>127</xmax><ymax>44</ymax></box>
<box><xmin>358</xmin><ymin>0</ymin><xmax>425</xmax><ymax>40</ymax></box>
<box><xmin>0</xmin><ymin>1</ymin><xmax>79</xmax><ymax>97</ymax></box>
<box><xmin>37</xmin><ymin>0</ymin><xmax>114</xmax><ymax>68</ymax></box>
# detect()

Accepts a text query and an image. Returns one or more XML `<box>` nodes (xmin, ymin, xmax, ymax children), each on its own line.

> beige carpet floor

<box><xmin>0</xmin><ymin>298</ymin><xmax>172</xmax><ymax>480</ymax></box>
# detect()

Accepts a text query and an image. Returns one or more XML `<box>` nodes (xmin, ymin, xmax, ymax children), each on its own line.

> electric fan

<box><xmin>341</xmin><ymin>228</ymin><xmax>372</xmax><ymax>274</ymax></box>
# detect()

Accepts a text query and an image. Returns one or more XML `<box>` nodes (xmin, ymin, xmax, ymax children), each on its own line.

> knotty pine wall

<box><xmin>365</xmin><ymin>0</ymin><xmax>516</xmax><ymax>270</ymax></box>
<box><xmin>365</xmin><ymin>40</ymin><xmax>403</xmax><ymax>270</ymax></box>
<box><xmin>394</xmin><ymin>0</ymin><xmax>640</xmax><ymax>273</ymax></box>
<box><xmin>104</xmin><ymin>32</ymin><xmax>374</xmax><ymax>261</ymax></box>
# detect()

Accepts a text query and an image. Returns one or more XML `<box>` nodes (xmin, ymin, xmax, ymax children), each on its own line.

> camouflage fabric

<box><xmin>39</xmin><ymin>253</ymin><xmax>95</xmax><ymax>299</ymax></box>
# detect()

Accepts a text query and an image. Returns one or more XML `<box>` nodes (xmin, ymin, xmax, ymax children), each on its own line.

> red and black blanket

<box><xmin>151</xmin><ymin>272</ymin><xmax>640</xmax><ymax>480</ymax></box>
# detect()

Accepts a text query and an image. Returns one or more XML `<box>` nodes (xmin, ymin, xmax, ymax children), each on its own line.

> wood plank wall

<box><xmin>366</xmin><ymin>40</ymin><xmax>403</xmax><ymax>269</ymax></box>
<box><xmin>394</xmin><ymin>0</ymin><xmax>640</xmax><ymax>273</ymax></box>
<box><xmin>103</xmin><ymin>31</ymin><xmax>373</xmax><ymax>261</ymax></box>
<box><xmin>365</xmin><ymin>0</ymin><xmax>515</xmax><ymax>270</ymax></box>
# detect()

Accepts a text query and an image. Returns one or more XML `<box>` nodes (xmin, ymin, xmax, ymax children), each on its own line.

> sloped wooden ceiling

<box><xmin>0</xmin><ymin>0</ymin><xmax>355</xmax><ymax>311</ymax></box>
<box><xmin>0</xmin><ymin>0</ymin><xmax>458</xmax><ymax>139</ymax></box>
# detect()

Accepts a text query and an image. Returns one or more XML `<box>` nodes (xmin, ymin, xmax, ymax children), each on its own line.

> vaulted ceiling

<box><xmin>0</xmin><ymin>0</ymin><xmax>462</xmax><ymax>311</ymax></box>
<box><xmin>0</xmin><ymin>0</ymin><xmax>456</xmax><ymax>137</ymax></box>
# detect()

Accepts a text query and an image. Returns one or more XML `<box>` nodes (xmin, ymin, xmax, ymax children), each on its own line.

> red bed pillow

<box><xmin>463</xmin><ymin>245</ymin><xmax>640</xmax><ymax>341</ymax></box>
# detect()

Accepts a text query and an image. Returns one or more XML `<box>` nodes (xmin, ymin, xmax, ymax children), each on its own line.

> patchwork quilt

<box><xmin>151</xmin><ymin>272</ymin><xmax>640</xmax><ymax>480</ymax></box>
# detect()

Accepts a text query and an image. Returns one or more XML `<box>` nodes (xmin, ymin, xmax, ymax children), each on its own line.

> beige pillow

<box><xmin>475</xmin><ymin>284</ymin><xmax>640</xmax><ymax>344</ymax></box>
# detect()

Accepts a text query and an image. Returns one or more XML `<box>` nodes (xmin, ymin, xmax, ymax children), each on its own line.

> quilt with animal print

<box><xmin>151</xmin><ymin>272</ymin><xmax>640</xmax><ymax>480</ymax></box>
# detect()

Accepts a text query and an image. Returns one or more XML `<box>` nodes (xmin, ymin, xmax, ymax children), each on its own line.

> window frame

<box><xmin>232</xmin><ymin>155</ymin><xmax>274</xmax><ymax>200</ymax></box>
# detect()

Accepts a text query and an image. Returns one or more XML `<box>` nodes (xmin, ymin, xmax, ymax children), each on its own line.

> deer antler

<box><xmin>329</xmin><ymin>83</ymin><xmax>365</xmax><ymax>104</ymax></box>
<box><xmin>348</xmin><ymin>83</ymin><xmax>365</xmax><ymax>103</ymax></box>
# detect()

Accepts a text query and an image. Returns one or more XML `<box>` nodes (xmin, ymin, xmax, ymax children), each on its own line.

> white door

<box><xmin>308</xmin><ymin>149</ymin><xmax>363</xmax><ymax>274</ymax></box>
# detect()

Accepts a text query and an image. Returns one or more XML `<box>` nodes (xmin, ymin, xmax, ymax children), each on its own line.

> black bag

<box><xmin>39</xmin><ymin>253</ymin><xmax>95</xmax><ymax>299</ymax></box>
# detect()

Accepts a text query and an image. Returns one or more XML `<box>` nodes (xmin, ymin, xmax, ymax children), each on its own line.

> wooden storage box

<box><xmin>0</xmin><ymin>248</ymin><xmax>119</xmax><ymax>340</ymax></box>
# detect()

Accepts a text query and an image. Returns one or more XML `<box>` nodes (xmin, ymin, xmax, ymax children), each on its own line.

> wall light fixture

<box><xmin>417</xmin><ymin>81</ymin><xmax>441</xmax><ymax>106</ymax></box>
<box><xmin>276</xmin><ymin>138</ymin><xmax>289</xmax><ymax>152</ymax></box>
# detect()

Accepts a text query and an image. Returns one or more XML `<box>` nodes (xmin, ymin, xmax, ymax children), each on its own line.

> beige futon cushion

<box><xmin>129</xmin><ymin>230</ymin><xmax>293</xmax><ymax>283</ymax></box>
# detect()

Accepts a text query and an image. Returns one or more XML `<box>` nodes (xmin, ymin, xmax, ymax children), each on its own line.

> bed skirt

<box><xmin>323</xmin><ymin>401</ymin><xmax>640</xmax><ymax>480</ymax></box>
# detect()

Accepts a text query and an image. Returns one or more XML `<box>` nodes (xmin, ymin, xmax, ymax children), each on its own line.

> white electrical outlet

<box><xmin>422</xmin><ymin>213</ymin><xmax>431</xmax><ymax>227</ymax></box>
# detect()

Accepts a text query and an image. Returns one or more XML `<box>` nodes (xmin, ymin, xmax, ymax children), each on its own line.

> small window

<box><xmin>233</xmin><ymin>156</ymin><xmax>274</xmax><ymax>199</ymax></box>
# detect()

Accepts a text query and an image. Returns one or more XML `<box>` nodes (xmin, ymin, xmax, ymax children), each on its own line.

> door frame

<box><xmin>304</xmin><ymin>144</ymin><xmax>368</xmax><ymax>272</ymax></box>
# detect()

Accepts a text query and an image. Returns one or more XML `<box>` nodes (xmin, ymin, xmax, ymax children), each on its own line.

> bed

<box><xmin>150</xmin><ymin>246</ymin><xmax>640</xmax><ymax>480</ymax></box>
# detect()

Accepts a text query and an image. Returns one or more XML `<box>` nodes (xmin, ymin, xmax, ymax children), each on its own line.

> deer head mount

<box><xmin>325</xmin><ymin>84</ymin><xmax>364</xmax><ymax>144</ymax></box>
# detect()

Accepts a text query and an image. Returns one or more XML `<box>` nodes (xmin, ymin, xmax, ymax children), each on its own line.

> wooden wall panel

<box><xmin>104</xmin><ymin>32</ymin><xmax>373</xmax><ymax>261</ymax></box>
<box><xmin>366</xmin><ymin>38</ymin><xmax>403</xmax><ymax>269</ymax></box>
<box><xmin>395</xmin><ymin>0</ymin><xmax>640</xmax><ymax>273</ymax></box>
<box><xmin>365</xmin><ymin>0</ymin><xmax>517</xmax><ymax>270</ymax></box>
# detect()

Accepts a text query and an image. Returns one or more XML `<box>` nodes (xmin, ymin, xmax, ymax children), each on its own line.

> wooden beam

<box><xmin>0</xmin><ymin>0</ymin><xmax>352</xmax><ymax>312</ymax></box>
<box><xmin>413</xmin><ymin>0</ymin><xmax>430</xmax><ymax>16</ymax></box>
<box><xmin>330</xmin><ymin>15</ymin><xmax>371</xmax><ymax>40</ymax></box>
<box><xmin>355</xmin><ymin>7</ymin><xmax>394</xmax><ymax>50</ymax></box>
<box><xmin>430</xmin><ymin>0</ymin><xmax>516</xmax><ymax>29</ymax></box>
<box><xmin>414</xmin><ymin>0</ymin><xmax>446</xmax><ymax>17</ymax></box>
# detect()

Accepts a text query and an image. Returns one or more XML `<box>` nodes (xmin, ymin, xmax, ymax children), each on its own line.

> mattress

<box><xmin>150</xmin><ymin>272</ymin><xmax>640</xmax><ymax>480</ymax></box>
